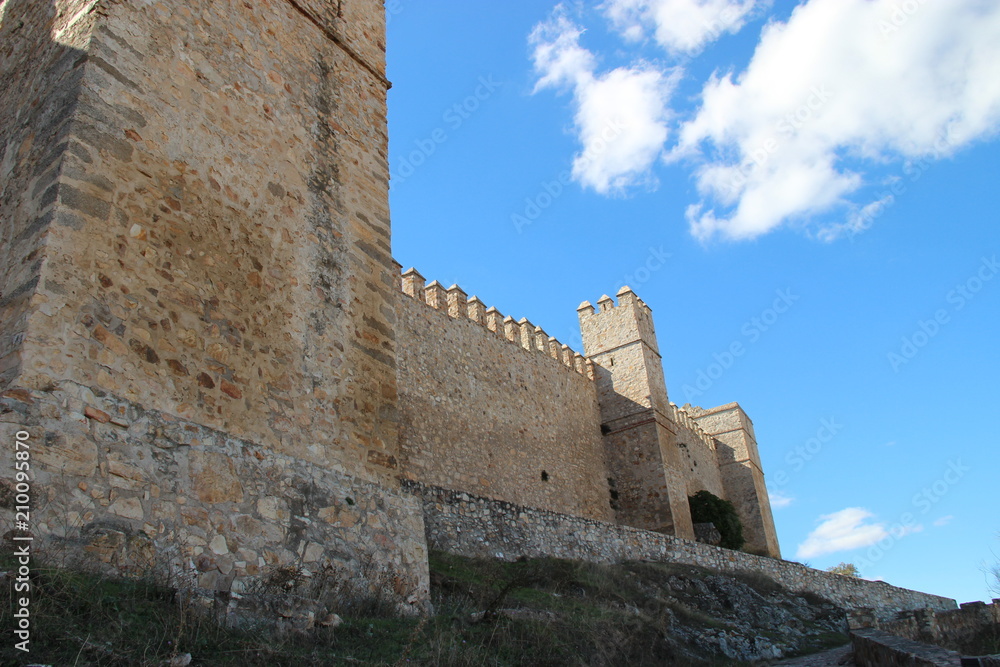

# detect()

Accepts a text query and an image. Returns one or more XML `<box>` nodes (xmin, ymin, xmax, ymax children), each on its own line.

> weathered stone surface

<box><xmin>851</xmin><ymin>628</ymin><xmax>963</xmax><ymax>666</ymax></box>
<box><xmin>32</xmin><ymin>430</ymin><xmax>99</xmax><ymax>477</ymax></box>
<box><xmin>189</xmin><ymin>451</ymin><xmax>243</xmax><ymax>504</ymax></box>
<box><xmin>851</xmin><ymin>600</ymin><xmax>1000</xmax><ymax>657</ymax></box>
<box><xmin>694</xmin><ymin>522</ymin><xmax>722</xmax><ymax>546</ymax></box>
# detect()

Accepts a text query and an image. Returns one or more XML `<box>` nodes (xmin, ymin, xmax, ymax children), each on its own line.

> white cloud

<box><xmin>603</xmin><ymin>0</ymin><xmax>760</xmax><ymax>55</ymax></box>
<box><xmin>675</xmin><ymin>0</ymin><xmax>1000</xmax><ymax>241</ymax></box>
<box><xmin>769</xmin><ymin>491</ymin><xmax>794</xmax><ymax>509</ymax></box>
<box><xmin>530</xmin><ymin>7</ymin><xmax>676</xmax><ymax>194</ymax></box>
<box><xmin>933</xmin><ymin>515</ymin><xmax>955</xmax><ymax>528</ymax></box>
<box><xmin>796</xmin><ymin>507</ymin><xmax>889</xmax><ymax>559</ymax></box>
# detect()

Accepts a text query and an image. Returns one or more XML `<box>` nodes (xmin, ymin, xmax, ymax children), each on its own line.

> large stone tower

<box><xmin>578</xmin><ymin>286</ymin><xmax>695</xmax><ymax>540</ymax></box>
<box><xmin>0</xmin><ymin>0</ymin><xmax>428</xmax><ymax>602</ymax></box>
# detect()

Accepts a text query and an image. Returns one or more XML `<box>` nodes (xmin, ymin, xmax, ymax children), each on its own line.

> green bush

<box><xmin>688</xmin><ymin>490</ymin><xmax>745</xmax><ymax>550</ymax></box>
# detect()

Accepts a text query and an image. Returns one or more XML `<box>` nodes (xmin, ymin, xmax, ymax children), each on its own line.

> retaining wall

<box><xmin>408</xmin><ymin>481</ymin><xmax>957</xmax><ymax>616</ymax></box>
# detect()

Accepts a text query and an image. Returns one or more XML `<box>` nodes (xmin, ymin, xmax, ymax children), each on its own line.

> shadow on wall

<box><xmin>0</xmin><ymin>0</ymin><xmax>86</xmax><ymax>388</ymax></box>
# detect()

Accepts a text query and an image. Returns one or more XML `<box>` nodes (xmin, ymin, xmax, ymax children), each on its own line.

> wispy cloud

<box><xmin>530</xmin><ymin>0</ymin><xmax>1000</xmax><ymax>241</ymax></box>
<box><xmin>796</xmin><ymin>507</ymin><xmax>888</xmax><ymax>559</ymax></box>
<box><xmin>769</xmin><ymin>490</ymin><xmax>794</xmax><ymax>509</ymax></box>
<box><xmin>675</xmin><ymin>0</ymin><xmax>1000</xmax><ymax>241</ymax></box>
<box><xmin>933</xmin><ymin>515</ymin><xmax>954</xmax><ymax>528</ymax></box>
<box><xmin>529</xmin><ymin>6</ymin><xmax>677</xmax><ymax>194</ymax></box>
<box><xmin>602</xmin><ymin>0</ymin><xmax>760</xmax><ymax>55</ymax></box>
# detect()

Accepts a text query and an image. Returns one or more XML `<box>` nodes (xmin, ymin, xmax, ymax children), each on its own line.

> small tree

<box><xmin>989</xmin><ymin>540</ymin><xmax>999</xmax><ymax>596</ymax></box>
<box><xmin>827</xmin><ymin>562</ymin><xmax>861</xmax><ymax>577</ymax></box>
<box><xmin>688</xmin><ymin>490</ymin><xmax>745</xmax><ymax>551</ymax></box>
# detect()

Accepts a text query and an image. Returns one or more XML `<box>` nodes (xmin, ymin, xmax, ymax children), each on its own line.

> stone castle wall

<box><xmin>11</xmin><ymin>0</ymin><xmax>400</xmax><ymax>484</ymax></box>
<box><xmin>579</xmin><ymin>291</ymin><xmax>695</xmax><ymax>538</ymax></box>
<box><xmin>851</xmin><ymin>600</ymin><xmax>1000</xmax><ymax>655</ymax></box>
<box><xmin>671</xmin><ymin>407</ymin><xmax>727</xmax><ymax>498</ymax></box>
<box><xmin>396</xmin><ymin>269</ymin><xmax>613</xmax><ymax>522</ymax></box>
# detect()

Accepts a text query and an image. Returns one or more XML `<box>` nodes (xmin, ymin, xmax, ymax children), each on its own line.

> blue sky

<box><xmin>385</xmin><ymin>0</ymin><xmax>1000</xmax><ymax>605</ymax></box>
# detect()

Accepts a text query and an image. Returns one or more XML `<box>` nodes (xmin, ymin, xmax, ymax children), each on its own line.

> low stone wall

<box><xmin>851</xmin><ymin>628</ymin><xmax>962</xmax><ymax>666</ymax></box>
<box><xmin>408</xmin><ymin>482</ymin><xmax>956</xmax><ymax>616</ymax></box>
<box><xmin>850</xmin><ymin>600</ymin><xmax>1000</xmax><ymax>655</ymax></box>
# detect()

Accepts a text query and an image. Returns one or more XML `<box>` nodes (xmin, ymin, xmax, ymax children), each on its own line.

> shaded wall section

<box><xmin>0</xmin><ymin>0</ymin><xmax>93</xmax><ymax>389</ymax></box>
<box><xmin>693</xmin><ymin>402</ymin><xmax>781</xmax><ymax>558</ymax></box>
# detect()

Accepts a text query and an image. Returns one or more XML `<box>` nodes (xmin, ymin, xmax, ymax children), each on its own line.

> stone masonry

<box><xmin>0</xmin><ymin>0</ymin><xmax>957</xmax><ymax>618</ymax></box>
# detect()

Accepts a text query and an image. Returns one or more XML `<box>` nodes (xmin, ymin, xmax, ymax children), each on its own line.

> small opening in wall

<box><xmin>600</xmin><ymin>424</ymin><xmax>611</xmax><ymax>435</ymax></box>
<box><xmin>609</xmin><ymin>357</ymin><xmax>614</xmax><ymax>366</ymax></box>
<box><xmin>540</xmin><ymin>470</ymin><xmax>549</xmax><ymax>482</ymax></box>
<box><xmin>345</xmin><ymin>497</ymin><xmax>355</xmax><ymax>506</ymax></box>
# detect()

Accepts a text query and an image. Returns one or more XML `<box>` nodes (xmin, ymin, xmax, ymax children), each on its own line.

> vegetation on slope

<box><xmin>0</xmin><ymin>549</ymin><xmax>849</xmax><ymax>666</ymax></box>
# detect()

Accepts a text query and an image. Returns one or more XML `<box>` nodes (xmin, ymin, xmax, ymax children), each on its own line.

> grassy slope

<box><xmin>0</xmin><ymin>550</ymin><xmax>848</xmax><ymax>666</ymax></box>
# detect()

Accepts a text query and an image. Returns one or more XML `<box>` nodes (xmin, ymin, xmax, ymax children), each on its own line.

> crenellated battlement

<box><xmin>399</xmin><ymin>267</ymin><xmax>594</xmax><ymax>380</ymax></box>
<box><xmin>577</xmin><ymin>285</ymin><xmax>653</xmax><ymax>317</ymax></box>
<box><xmin>669</xmin><ymin>402</ymin><xmax>717</xmax><ymax>453</ymax></box>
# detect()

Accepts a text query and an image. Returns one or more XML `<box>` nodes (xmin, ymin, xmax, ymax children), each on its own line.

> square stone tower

<box><xmin>691</xmin><ymin>403</ymin><xmax>781</xmax><ymax>558</ymax></box>
<box><xmin>0</xmin><ymin>0</ymin><xmax>428</xmax><ymax>602</ymax></box>
<box><xmin>578</xmin><ymin>287</ymin><xmax>695</xmax><ymax>539</ymax></box>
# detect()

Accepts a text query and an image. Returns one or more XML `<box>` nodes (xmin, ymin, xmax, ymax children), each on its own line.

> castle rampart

<box><xmin>395</xmin><ymin>268</ymin><xmax>611</xmax><ymax>521</ymax></box>
<box><xmin>580</xmin><ymin>288</ymin><xmax>697</xmax><ymax>541</ymax></box>
<box><xmin>691</xmin><ymin>402</ymin><xmax>781</xmax><ymax>557</ymax></box>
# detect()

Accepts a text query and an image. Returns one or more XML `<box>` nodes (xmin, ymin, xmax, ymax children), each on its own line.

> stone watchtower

<box><xmin>578</xmin><ymin>287</ymin><xmax>695</xmax><ymax>540</ymax></box>
<box><xmin>579</xmin><ymin>286</ymin><xmax>781</xmax><ymax>558</ymax></box>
